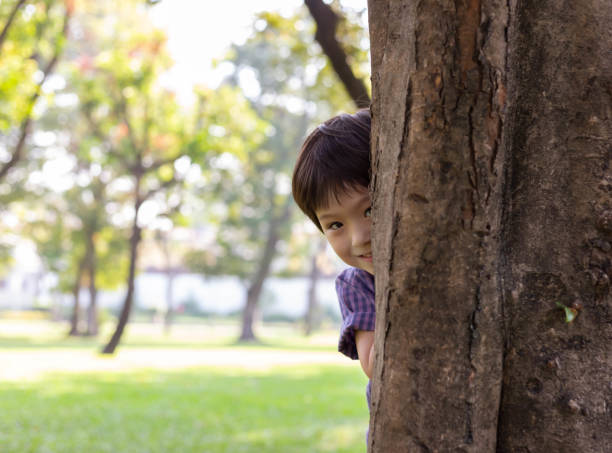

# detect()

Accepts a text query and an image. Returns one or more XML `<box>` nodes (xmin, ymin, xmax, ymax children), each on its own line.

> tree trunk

<box><xmin>85</xmin><ymin>231</ymin><xmax>98</xmax><ymax>336</ymax></box>
<box><xmin>161</xmin><ymin>232</ymin><xmax>174</xmax><ymax>334</ymax></box>
<box><xmin>239</xmin><ymin>198</ymin><xmax>293</xmax><ymax>342</ymax></box>
<box><xmin>102</xmin><ymin>191</ymin><xmax>142</xmax><ymax>354</ymax></box>
<box><xmin>240</xmin><ymin>285</ymin><xmax>260</xmax><ymax>342</ymax></box>
<box><xmin>305</xmin><ymin>0</ymin><xmax>371</xmax><ymax>108</ymax></box>
<box><xmin>368</xmin><ymin>1</ymin><xmax>611</xmax><ymax>452</ymax></box>
<box><xmin>304</xmin><ymin>238</ymin><xmax>326</xmax><ymax>336</ymax></box>
<box><xmin>68</xmin><ymin>261</ymin><xmax>84</xmax><ymax>336</ymax></box>
<box><xmin>496</xmin><ymin>2</ymin><xmax>612</xmax><ymax>450</ymax></box>
<box><xmin>163</xmin><ymin>268</ymin><xmax>174</xmax><ymax>334</ymax></box>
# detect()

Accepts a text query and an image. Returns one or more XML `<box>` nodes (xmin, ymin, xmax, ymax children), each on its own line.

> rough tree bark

<box><xmin>368</xmin><ymin>1</ymin><xmax>611</xmax><ymax>452</ymax></box>
<box><xmin>305</xmin><ymin>0</ymin><xmax>370</xmax><ymax>108</ymax></box>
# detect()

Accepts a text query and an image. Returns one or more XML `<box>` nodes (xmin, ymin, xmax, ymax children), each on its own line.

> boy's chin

<box><xmin>356</xmin><ymin>260</ymin><xmax>374</xmax><ymax>275</ymax></box>
<box><xmin>340</xmin><ymin>257</ymin><xmax>374</xmax><ymax>275</ymax></box>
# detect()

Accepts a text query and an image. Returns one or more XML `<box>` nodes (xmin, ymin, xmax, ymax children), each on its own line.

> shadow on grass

<box><xmin>0</xmin><ymin>365</ymin><xmax>369</xmax><ymax>453</ymax></box>
<box><xmin>0</xmin><ymin>319</ymin><xmax>339</xmax><ymax>352</ymax></box>
<box><xmin>0</xmin><ymin>335</ymin><xmax>338</xmax><ymax>352</ymax></box>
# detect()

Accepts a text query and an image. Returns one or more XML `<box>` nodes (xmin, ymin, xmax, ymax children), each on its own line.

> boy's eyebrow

<box><xmin>316</xmin><ymin>193</ymin><xmax>370</xmax><ymax>222</ymax></box>
<box><xmin>317</xmin><ymin>212</ymin><xmax>336</xmax><ymax>222</ymax></box>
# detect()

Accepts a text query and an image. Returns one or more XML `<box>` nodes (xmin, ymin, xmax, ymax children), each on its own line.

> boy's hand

<box><xmin>355</xmin><ymin>330</ymin><xmax>375</xmax><ymax>379</ymax></box>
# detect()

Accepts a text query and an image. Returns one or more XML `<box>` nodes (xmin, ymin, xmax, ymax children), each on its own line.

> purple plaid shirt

<box><xmin>335</xmin><ymin>267</ymin><xmax>375</xmax><ymax>410</ymax></box>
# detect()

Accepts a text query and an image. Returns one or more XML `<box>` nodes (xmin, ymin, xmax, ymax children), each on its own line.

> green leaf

<box><xmin>555</xmin><ymin>301</ymin><xmax>577</xmax><ymax>323</ymax></box>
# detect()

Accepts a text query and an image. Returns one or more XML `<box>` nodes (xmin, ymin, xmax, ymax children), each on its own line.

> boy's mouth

<box><xmin>359</xmin><ymin>253</ymin><xmax>373</xmax><ymax>262</ymax></box>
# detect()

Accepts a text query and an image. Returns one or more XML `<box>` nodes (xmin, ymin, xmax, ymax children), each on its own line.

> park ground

<box><xmin>0</xmin><ymin>317</ymin><xmax>369</xmax><ymax>453</ymax></box>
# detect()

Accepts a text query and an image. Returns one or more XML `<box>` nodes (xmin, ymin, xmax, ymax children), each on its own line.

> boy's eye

<box><xmin>328</xmin><ymin>222</ymin><xmax>342</xmax><ymax>231</ymax></box>
<box><xmin>365</xmin><ymin>207</ymin><xmax>372</xmax><ymax>218</ymax></box>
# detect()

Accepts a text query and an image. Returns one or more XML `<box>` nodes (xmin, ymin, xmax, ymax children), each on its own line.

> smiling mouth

<box><xmin>359</xmin><ymin>253</ymin><xmax>372</xmax><ymax>261</ymax></box>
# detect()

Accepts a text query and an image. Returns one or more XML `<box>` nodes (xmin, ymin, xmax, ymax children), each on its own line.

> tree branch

<box><xmin>0</xmin><ymin>3</ymin><xmax>71</xmax><ymax>181</ymax></box>
<box><xmin>145</xmin><ymin>156</ymin><xmax>178</xmax><ymax>172</ymax></box>
<box><xmin>0</xmin><ymin>0</ymin><xmax>27</xmax><ymax>53</ymax></box>
<box><xmin>0</xmin><ymin>117</ymin><xmax>31</xmax><ymax>180</ymax></box>
<box><xmin>81</xmin><ymin>108</ymin><xmax>135</xmax><ymax>172</ymax></box>
<box><xmin>304</xmin><ymin>0</ymin><xmax>370</xmax><ymax>108</ymax></box>
<box><xmin>115</xmin><ymin>91</ymin><xmax>141</xmax><ymax>154</ymax></box>
<box><xmin>142</xmin><ymin>173</ymin><xmax>180</xmax><ymax>202</ymax></box>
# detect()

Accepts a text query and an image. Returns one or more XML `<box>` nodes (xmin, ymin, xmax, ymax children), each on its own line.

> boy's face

<box><xmin>315</xmin><ymin>185</ymin><xmax>373</xmax><ymax>275</ymax></box>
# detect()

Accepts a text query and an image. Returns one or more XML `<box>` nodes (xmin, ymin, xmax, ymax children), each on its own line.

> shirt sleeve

<box><xmin>335</xmin><ymin>269</ymin><xmax>376</xmax><ymax>360</ymax></box>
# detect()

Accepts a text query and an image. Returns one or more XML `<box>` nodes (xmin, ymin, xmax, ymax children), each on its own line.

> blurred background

<box><xmin>0</xmin><ymin>0</ymin><xmax>371</xmax><ymax>451</ymax></box>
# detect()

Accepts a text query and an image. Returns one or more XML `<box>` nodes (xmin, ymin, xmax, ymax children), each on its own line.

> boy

<box><xmin>291</xmin><ymin>109</ymin><xmax>375</xmax><ymax>411</ymax></box>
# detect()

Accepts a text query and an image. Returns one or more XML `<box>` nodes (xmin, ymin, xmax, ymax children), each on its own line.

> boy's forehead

<box><xmin>315</xmin><ymin>185</ymin><xmax>370</xmax><ymax>217</ymax></box>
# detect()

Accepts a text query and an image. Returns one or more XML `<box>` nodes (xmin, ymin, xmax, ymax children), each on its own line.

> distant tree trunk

<box><xmin>85</xmin><ymin>231</ymin><xmax>98</xmax><ymax>336</ymax></box>
<box><xmin>368</xmin><ymin>1</ymin><xmax>611</xmax><ymax>452</ymax></box>
<box><xmin>304</xmin><ymin>238</ymin><xmax>326</xmax><ymax>336</ymax></box>
<box><xmin>240</xmin><ymin>288</ymin><xmax>259</xmax><ymax>342</ymax></box>
<box><xmin>102</xmin><ymin>180</ymin><xmax>143</xmax><ymax>354</ymax></box>
<box><xmin>68</xmin><ymin>259</ymin><xmax>85</xmax><ymax>336</ymax></box>
<box><xmin>164</xmin><ymin>268</ymin><xmax>174</xmax><ymax>333</ymax></box>
<box><xmin>161</xmin><ymin>231</ymin><xmax>175</xmax><ymax>334</ymax></box>
<box><xmin>239</xmin><ymin>198</ymin><xmax>293</xmax><ymax>342</ymax></box>
<box><xmin>305</xmin><ymin>0</ymin><xmax>370</xmax><ymax>108</ymax></box>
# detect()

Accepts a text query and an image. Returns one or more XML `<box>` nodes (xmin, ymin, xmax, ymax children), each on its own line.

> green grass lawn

<box><xmin>0</xmin><ymin>319</ymin><xmax>370</xmax><ymax>453</ymax></box>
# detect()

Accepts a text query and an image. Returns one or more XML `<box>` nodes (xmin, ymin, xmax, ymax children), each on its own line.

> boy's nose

<box><xmin>352</xmin><ymin>223</ymin><xmax>371</xmax><ymax>247</ymax></box>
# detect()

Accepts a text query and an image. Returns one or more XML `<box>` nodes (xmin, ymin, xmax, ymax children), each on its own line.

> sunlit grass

<box><xmin>0</xmin><ymin>319</ymin><xmax>369</xmax><ymax>452</ymax></box>
<box><xmin>0</xmin><ymin>318</ymin><xmax>340</xmax><ymax>350</ymax></box>
<box><xmin>0</xmin><ymin>366</ymin><xmax>369</xmax><ymax>453</ymax></box>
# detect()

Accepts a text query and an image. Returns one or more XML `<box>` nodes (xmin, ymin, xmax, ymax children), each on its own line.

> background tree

<box><xmin>367</xmin><ymin>1</ymin><xmax>611</xmax><ymax>452</ymax></box>
<box><xmin>0</xmin><ymin>1</ymin><xmax>69</xmax><ymax>272</ymax></box>
<box><xmin>303</xmin><ymin>237</ymin><xmax>327</xmax><ymax>336</ymax></box>
<box><xmin>185</xmin><ymin>11</ymin><xmax>313</xmax><ymax>342</ymax></box>
<box><xmin>22</xmin><ymin>124</ymin><xmax>128</xmax><ymax>335</ymax></box>
<box><xmin>63</xmin><ymin>0</ymin><xmax>199</xmax><ymax>353</ymax></box>
<box><xmin>222</xmin><ymin>7</ymin><xmax>369</xmax><ymax>341</ymax></box>
<box><xmin>150</xmin><ymin>186</ymin><xmax>190</xmax><ymax>334</ymax></box>
<box><xmin>183</xmin><ymin>84</ymin><xmax>291</xmax><ymax>343</ymax></box>
<box><xmin>0</xmin><ymin>0</ymin><xmax>73</xmax><ymax>182</ymax></box>
<box><xmin>155</xmin><ymin>227</ymin><xmax>175</xmax><ymax>333</ymax></box>
<box><xmin>302</xmin><ymin>0</ymin><xmax>371</xmax><ymax>336</ymax></box>
<box><xmin>305</xmin><ymin>0</ymin><xmax>370</xmax><ymax>108</ymax></box>
<box><xmin>0</xmin><ymin>0</ymin><xmax>28</xmax><ymax>52</ymax></box>
<box><xmin>28</xmin><ymin>191</ymin><xmax>127</xmax><ymax>336</ymax></box>
<box><xmin>1</xmin><ymin>0</ymin><xmax>371</xmax><ymax>348</ymax></box>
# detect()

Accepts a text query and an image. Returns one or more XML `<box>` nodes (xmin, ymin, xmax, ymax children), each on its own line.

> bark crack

<box><xmin>468</xmin><ymin>104</ymin><xmax>479</xmax><ymax>192</ymax></box>
<box><xmin>468</xmin><ymin>283</ymin><xmax>482</xmax><ymax>370</ymax></box>
<box><xmin>465</xmin><ymin>401</ymin><xmax>474</xmax><ymax>445</ymax></box>
<box><xmin>466</xmin><ymin>104</ymin><xmax>479</xmax><ymax>230</ymax></box>
<box><xmin>388</xmin><ymin>212</ymin><xmax>401</xmax><ymax>273</ymax></box>
<box><xmin>416</xmin><ymin>440</ymin><xmax>431</xmax><ymax>453</ymax></box>
<box><xmin>488</xmin><ymin>71</ymin><xmax>504</xmax><ymax>176</ymax></box>
<box><xmin>465</xmin><ymin>283</ymin><xmax>481</xmax><ymax>446</ymax></box>
<box><xmin>399</xmin><ymin>78</ymin><xmax>413</xmax><ymax>162</ymax></box>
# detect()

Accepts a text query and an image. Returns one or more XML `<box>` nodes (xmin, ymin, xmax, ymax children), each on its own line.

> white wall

<box><xmin>0</xmin><ymin>271</ymin><xmax>341</xmax><ymax>320</ymax></box>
